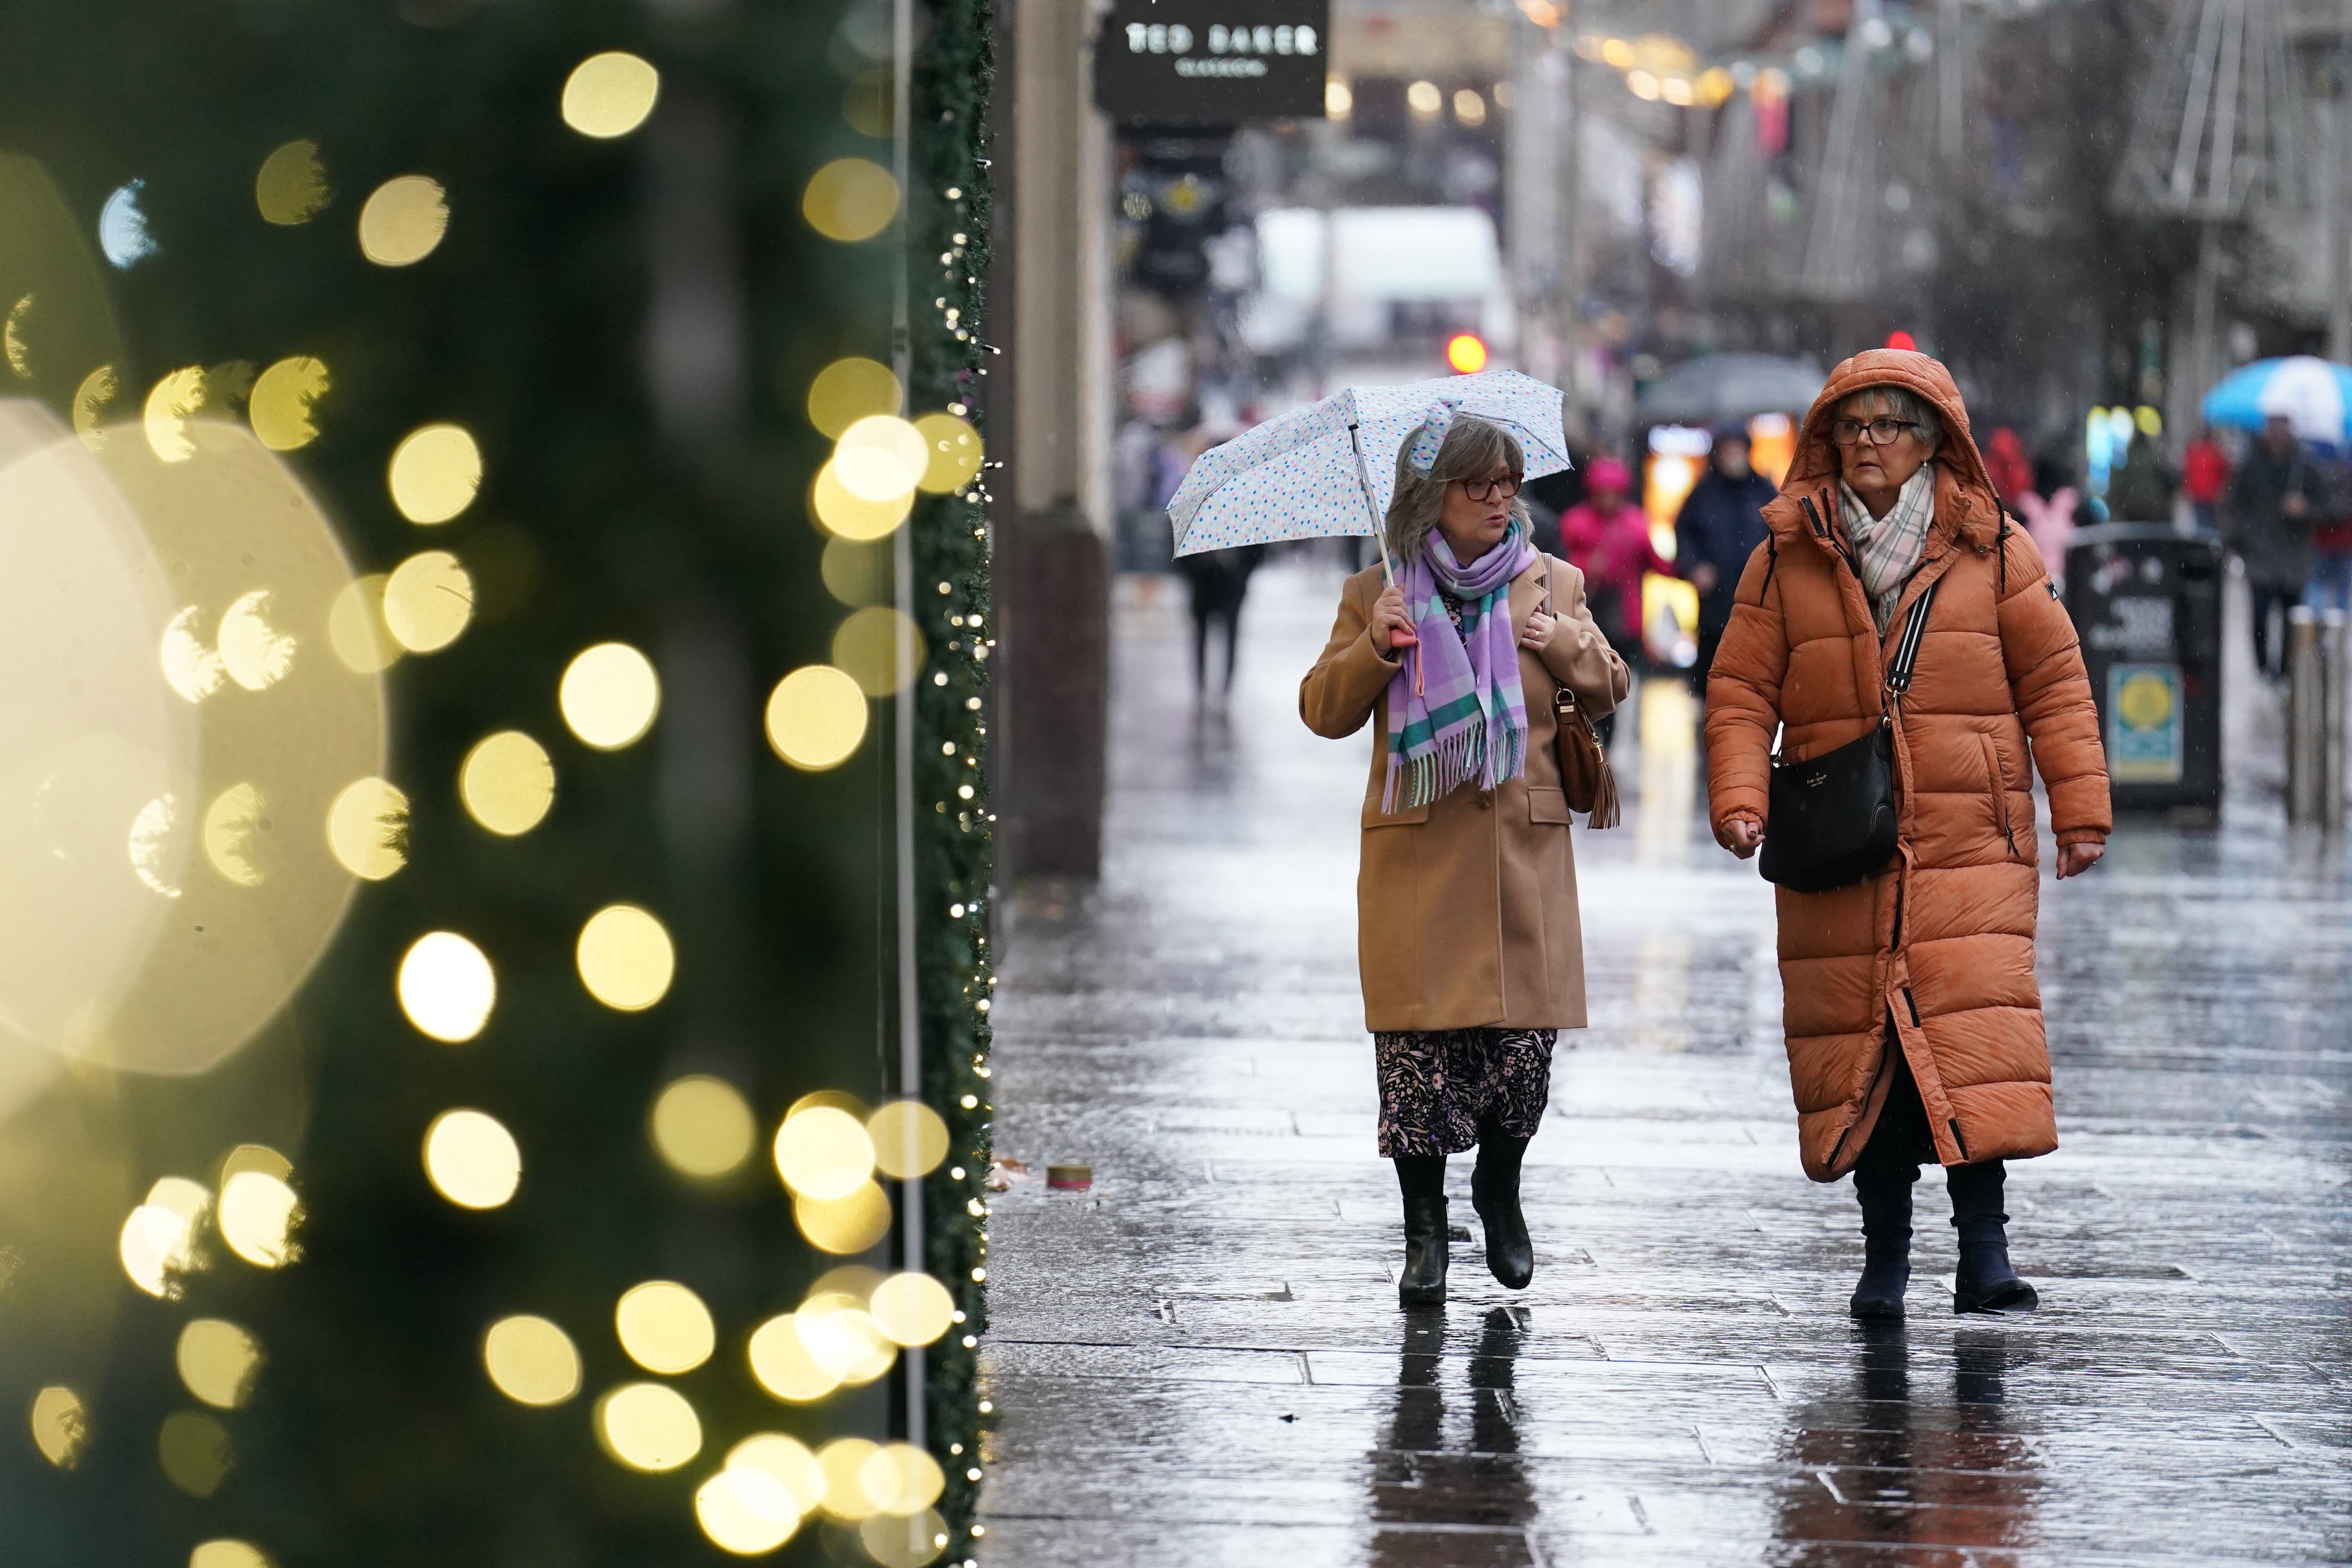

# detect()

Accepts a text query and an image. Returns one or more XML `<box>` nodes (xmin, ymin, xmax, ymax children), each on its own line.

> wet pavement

<box><xmin>980</xmin><ymin>557</ymin><xmax>2352</xmax><ymax>1567</ymax></box>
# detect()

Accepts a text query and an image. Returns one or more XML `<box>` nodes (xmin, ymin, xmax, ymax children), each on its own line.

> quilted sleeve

<box><xmin>1704</xmin><ymin>539</ymin><xmax>1790</xmax><ymax>835</ymax></box>
<box><xmin>1996</xmin><ymin>526</ymin><xmax>2112</xmax><ymax>844</ymax></box>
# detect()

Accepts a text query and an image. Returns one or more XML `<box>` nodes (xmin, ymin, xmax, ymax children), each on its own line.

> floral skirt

<box><xmin>1372</xmin><ymin>1027</ymin><xmax>1556</xmax><ymax>1157</ymax></box>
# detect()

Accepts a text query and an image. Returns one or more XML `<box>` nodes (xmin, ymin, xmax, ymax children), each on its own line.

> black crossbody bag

<box><xmin>1759</xmin><ymin>575</ymin><xmax>1941</xmax><ymax>894</ymax></box>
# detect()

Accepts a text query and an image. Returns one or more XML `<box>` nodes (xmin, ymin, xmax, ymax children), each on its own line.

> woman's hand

<box><xmin>1370</xmin><ymin>584</ymin><xmax>1417</xmax><ymax>651</ymax></box>
<box><xmin>1719</xmin><ymin>815</ymin><xmax>1764</xmax><ymax>859</ymax></box>
<box><xmin>1519</xmin><ymin>607</ymin><xmax>1556</xmax><ymax>653</ymax></box>
<box><xmin>2055</xmin><ymin>840</ymin><xmax>2104</xmax><ymax>879</ymax></box>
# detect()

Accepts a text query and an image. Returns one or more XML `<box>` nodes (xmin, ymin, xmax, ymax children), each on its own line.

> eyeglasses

<box><xmin>1457</xmin><ymin>473</ymin><xmax>1523</xmax><ymax>500</ymax></box>
<box><xmin>1829</xmin><ymin>417</ymin><xmax>1921</xmax><ymax>447</ymax></box>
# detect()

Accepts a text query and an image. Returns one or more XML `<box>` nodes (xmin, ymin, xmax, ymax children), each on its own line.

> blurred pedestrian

<box><xmin>2223</xmin><ymin>413</ymin><xmax>2322</xmax><ymax>681</ymax></box>
<box><xmin>1675</xmin><ymin>421</ymin><xmax>1777</xmax><ymax>687</ymax></box>
<box><xmin>2307</xmin><ymin>446</ymin><xmax>2352</xmax><ymax>615</ymax></box>
<box><xmin>2106</xmin><ymin>428</ymin><xmax>2175</xmax><ymax>523</ymax></box>
<box><xmin>1559</xmin><ymin>456</ymin><xmax>1666</xmax><ymax>740</ymax></box>
<box><xmin>2015</xmin><ymin>457</ymin><xmax>2081</xmax><ymax>571</ymax></box>
<box><xmin>1704</xmin><ymin>350</ymin><xmax>2111</xmax><ymax>1320</ymax></box>
<box><xmin>1165</xmin><ymin>423</ymin><xmax>1264</xmax><ymax>694</ymax></box>
<box><xmin>1300</xmin><ymin>415</ymin><xmax>1629</xmax><ymax>1309</ymax></box>
<box><xmin>1983</xmin><ymin>426</ymin><xmax>2034</xmax><ymax>511</ymax></box>
<box><xmin>2182</xmin><ymin>425</ymin><xmax>2231</xmax><ymax>534</ymax></box>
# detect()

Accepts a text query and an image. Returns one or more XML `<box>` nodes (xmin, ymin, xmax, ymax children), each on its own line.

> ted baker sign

<box><xmin>1095</xmin><ymin>0</ymin><xmax>1330</xmax><ymax>120</ymax></box>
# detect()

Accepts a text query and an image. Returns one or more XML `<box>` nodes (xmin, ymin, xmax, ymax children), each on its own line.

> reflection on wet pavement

<box><xmin>980</xmin><ymin>560</ymin><xmax>2352</xmax><ymax>1567</ymax></box>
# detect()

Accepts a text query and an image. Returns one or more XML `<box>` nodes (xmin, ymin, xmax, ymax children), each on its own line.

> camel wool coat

<box><xmin>1302</xmin><ymin>553</ymin><xmax>1630</xmax><ymax>1033</ymax></box>
<box><xmin>1705</xmin><ymin>350</ymin><xmax>2112</xmax><ymax>1182</ymax></box>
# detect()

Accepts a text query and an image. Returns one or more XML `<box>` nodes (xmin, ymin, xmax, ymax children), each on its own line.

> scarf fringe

<box><xmin>1380</xmin><ymin>703</ymin><xmax>1529</xmax><ymax>814</ymax></box>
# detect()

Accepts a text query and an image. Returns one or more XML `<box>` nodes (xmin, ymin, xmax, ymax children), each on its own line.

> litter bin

<box><xmin>2063</xmin><ymin>523</ymin><xmax>2223</xmax><ymax>817</ymax></box>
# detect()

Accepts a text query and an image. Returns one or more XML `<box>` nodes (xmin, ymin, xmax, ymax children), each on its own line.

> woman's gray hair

<box><xmin>1837</xmin><ymin>382</ymin><xmax>1944</xmax><ymax>448</ymax></box>
<box><xmin>1384</xmin><ymin>416</ymin><xmax>1531</xmax><ymax>563</ymax></box>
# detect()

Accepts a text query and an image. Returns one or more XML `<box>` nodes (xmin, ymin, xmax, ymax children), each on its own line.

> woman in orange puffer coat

<box><xmin>1705</xmin><ymin>349</ymin><xmax>2111</xmax><ymax>1320</ymax></box>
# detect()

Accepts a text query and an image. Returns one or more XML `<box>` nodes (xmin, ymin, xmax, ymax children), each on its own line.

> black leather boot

<box><xmin>1470</xmin><ymin>1132</ymin><xmax>1534</xmax><ymax>1290</ymax></box>
<box><xmin>1849</xmin><ymin>1161</ymin><xmax>1916</xmax><ymax>1320</ymax></box>
<box><xmin>1948</xmin><ymin>1160</ymin><xmax>2036</xmax><ymax>1314</ymax></box>
<box><xmin>1394</xmin><ymin>1155</ymin><xmax>1448</xmax><ymax>1308</ymax></box>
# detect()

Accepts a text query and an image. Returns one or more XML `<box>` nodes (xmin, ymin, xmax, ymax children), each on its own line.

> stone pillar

<box><xmin>994</xmin><ymin>0</ymin><xmax>1115</xmax><ymax>880</ymax></box>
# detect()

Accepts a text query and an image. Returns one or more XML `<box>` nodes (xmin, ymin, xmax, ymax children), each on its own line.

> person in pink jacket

<box><xmin>1558</xmin><ymin>455</ymin><xmax>1669</xmax><ymax>668</ymax></box>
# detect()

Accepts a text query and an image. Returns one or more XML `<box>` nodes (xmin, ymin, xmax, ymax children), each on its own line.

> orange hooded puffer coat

<box><xmin>1705</xmin><ymin>350</ymin><xmax>2112</xmax><ymax>1182</ymax></box>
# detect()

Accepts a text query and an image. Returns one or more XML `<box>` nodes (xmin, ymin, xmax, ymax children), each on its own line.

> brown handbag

<box><xmin>1541</xmin><ymin>563</ymin><xmax>1621</xmax><ymax>829</ymax></box>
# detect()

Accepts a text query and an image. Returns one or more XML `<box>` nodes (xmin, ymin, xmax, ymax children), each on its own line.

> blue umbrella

<box><xmin>2201</xmin><ymin>356</ymin><xmax>2352</xmax><ymax>443</ymax></box>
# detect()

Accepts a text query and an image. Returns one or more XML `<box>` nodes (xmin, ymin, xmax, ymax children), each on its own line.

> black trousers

<box><xmin>1853</xmin><ymin>1043</ymin><xmax>2005</xmax><ymax>1213</ymax></box>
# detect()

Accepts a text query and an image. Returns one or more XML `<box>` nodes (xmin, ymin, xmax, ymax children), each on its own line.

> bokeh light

<box><xmin>765</xmin><ymin>666</ymin><xmax>867</xmax><ymax>771</ymax></box>
<box><xmin>358</xmin><ymin>175</ymin><xmax>449</xmax><ymax>266</ymax></box>
<box><xmin>120</xmin><ymin>1177</ymin><xmax>208</xmax><ymax>1297</ymax></box>
<box><xmin>326</xmin><ymin>776</ymin><xmax>409</xmax><ymax>880</ymax></box>
<box><xmin>483</xmin><ymin>1314</ymin><xmax>582</xmax><ymax>1406</ymax></box>
<box><xmin>861</xmin><ymin>1508</ymin><xmax>949</xmax><ymax>1568</ymax></box>
<box><xmin>806</xmin><ymin>357</ymin><xmax>900</xmax><ymax>438</ymax></box>
<box><xmin>821</xmin><ymin>535</ymin><xmax>892</xmax><ymax>606</ymax></box>
<box><xmin>772</xmin><ymin>1105</ymin><xmax>875</xmax><ymax>1199</ymax></box>
<box><xmin>868</xmin><ymin>1100</ymin><xmax>950</xmax><ymax>1178</ymax></box>
<box><xmin>176</xmin><ymin>1319</ymin><xmax>262</xmax><ymax>1409</ymax></box>
<box><xmin>423</xmin><ymin>1109</ymin><xmax>522</xmax><ymax>1209</ymax></box>
<box><xmin>833</xmin><ymin>415</ymin><xmax>928</xmax><ymax>503</ymax></box>
<box><xmin>868</xmin><ymin>1271</ymin><xmax>956</xmax><ymax>1346</ymax></box>
<box><xmin>816</xmin><ymin>1437</ymin><xmax>885</xmax><ymax>1519</ymax></box>
<box><xmin>732</xmin><ymin>1434</ymin><xmax>829</xmax><ymax>1518</ymax></box>
<box><xmin>1446</xmin><ymin>332</ymin><xmax>1489</xmax><ymax>374</ymax></box>
<box><xmin>386</xmin><ymin>422</ymin><xmax>481</xmax><ymax>523</ymax></box>
<box><xmin>190</xmin><ymin>1542</ymin><xmax>272</xmax><ymax>1568</ymax></box>
<box><xmin>802</xmin><ymin>158</ymin><xmax>900</xmax><ymax>242</ymax></box>
<box><xmin>576</xmin><ymin>903</ymin><xmax>675</xmax><ymax>1011</ymax></box>
<box><xmin>29</xmin><ymin>1386</ymin><xmax>87</xmax><ymax>1468</ymax></box>
<box><xmin>248</xmin><ymin>356</ymin><xmax>329</xmax><ymax>449</ymax></box>
<box><xmin>144</xmin><ymin>366</ymin><xmax>207</xmax><ymax>462</ymax></box>
<box><xmin>595</xmin><ymin>1382</ymin><xmax>702</xmax><ymax>1471</ymax></box>
<box><xmin>216</xmin><ymin>589</ymin><xmax>297</xmax><ymax>690</ymax></box>
<box><xmin>795</xmin><ymin>1293</ymin><xmax>896</xmax><ymax>1384</ymax></box>
<box><xmin>747</xmin><ymin>1314</ymin><xmax>841</xmax><ymax>1402</ymax></box>
<box><xmin>695</xmin><ymin>1463</ymin><xmax>803</xmax><ymax>1555</ymax></box>
<box><xmin>811</xmin><ymin>460</ymin><xmax>914</xmax><ymax>539</ymax></box>
<box><xmin>831</xmin><ymin>606</ymin><xmax>926</xmax><ymax>697</ymax></box>
<box><xmin>560</xmin><ymin>642</ymin><xmax>660</xmax><ymax>749</ymax></box>
<box><xmin>868</xmin><ymin>1442</ymin><xmax>946</xmax><ymax>1513</ymax></box>
<box><xmin>796</xmin><ymin>1180</ymin><xmax>894</xmax><ymax>1255</ymax></box>
<box><xmin>398</xmin><ymin>931</ymin><xmax>495</xmax><ymax>1042</ymax></box>
<box><xmin>459</xmin><ymin>730</ymin><xmax>555</xmax><ymax>835</ymax></box>
<box><xmin>562</xmin><ymin>52</ymin><xmax>661</xmax><ymax>138</ymax></box>
<box><xmin>98</xmin><ymin>179</ymin><xmax>156</xmax><ymax>268</ymax></box>
<box><xmin>158</xmin><ymin>1411</ymin><xmax>233</xmax><ymax>1496</ymax></box>
<box><xmin>650</xmin><ymin>1075</ymin><xmax>758</xmax><ymax>1178</ymax></box>
<box><xmin>217</xmin><ymin>1169</ymin><xmax>301</xmax><ymax>1267</ymax></box>
<box><xmin>202</xmin><ymin>783</ymin><xmax>270</xmax><ymax>887</ymax></box>
<box><xmin>382</xmin><ymin>549</ymin><xmax>474</xmax><ymax>652</ymax></box>
<box><xmin>255</xmin><ymin>140</ymin><xmax>330</xmax><ymax>226</ymax></box>
<box><xmin>328</xmin><ymin>575</ymin><xmax>401</xmax><ymax>673</ymax></box>
<box><xmin>72</xmin><ymin>364</ymin><xmax>116</xmax><ymax>446</ymax></box>
<box><xmin>615</xmin><ymin>1280</ymin><xmax>715</xmax><ymax>1374</ymax></box>
<box><xmin>912</xmin><ymin>412</ymin><xmax>983</xmax><ymax>493</ymax></box>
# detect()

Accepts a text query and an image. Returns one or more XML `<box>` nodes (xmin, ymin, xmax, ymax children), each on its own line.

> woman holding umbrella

<box><xmin>1301</xmin><ymin>415</ymin><xmax>1629</xmax><ymax>1307</ymax></box>
<box><xmin>1705</xmin><ymin>350</ymin><xmax>2109</xmax><ymax>1318</ymax></box>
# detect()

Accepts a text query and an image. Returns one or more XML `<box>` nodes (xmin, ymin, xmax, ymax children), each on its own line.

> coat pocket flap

<box><xmin>1526</xmin><ymin>786</ymin><xmax>1572</xmax><ymax>825</ymax></box>
<box><xmin>1363</xmin><ymin>801</ymin><xmax>1431</xmax><ymax>828</ymax></box>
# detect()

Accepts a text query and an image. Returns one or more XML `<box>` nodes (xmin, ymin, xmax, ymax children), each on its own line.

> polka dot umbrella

<box><xmin>1168</xmin><ymin>370</ymin><xmax>1572</xmax><ymax>583</ymax></box>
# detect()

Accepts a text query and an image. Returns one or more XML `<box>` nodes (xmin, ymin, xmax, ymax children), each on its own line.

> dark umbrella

<box><xmin>1637</xmin><ymin>353</ymin><xmax>1827</xmax><ymax>426</ymax></box>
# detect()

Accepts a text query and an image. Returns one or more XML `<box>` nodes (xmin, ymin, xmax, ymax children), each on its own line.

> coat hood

<box><xmin>1764</xmin><ymin>349</ymin><xmax>2004</xmax><ymax>554</ymax></box>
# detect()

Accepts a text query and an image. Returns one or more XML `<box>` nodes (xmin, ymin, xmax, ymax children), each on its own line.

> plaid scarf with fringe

<box><xmin>1382</xmin><ymin>525</ymin><xmax>1536</xmax><ymax>813</ymax></box>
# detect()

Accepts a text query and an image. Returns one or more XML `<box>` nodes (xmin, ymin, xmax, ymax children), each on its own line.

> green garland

<box><xmin>905</xmin><ymin>0</ymin><xmax>997</xmax><ymax>1552</ymax></box>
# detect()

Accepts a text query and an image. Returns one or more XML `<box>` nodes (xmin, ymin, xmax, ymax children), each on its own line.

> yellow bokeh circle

<box><xmin>913</xmin><ymin>412</ymin><xmax>983</xmax><ymax>494</ymax></box>
<box><xmin>831</xmin><ymin>606</ymin><xmax>926</xmax><ymax>698</ymax></box>
<box><xmin>328</xmin><ymin>574</ymin><xmax>402</xmax><ymax>674</ymax></box>
<box><xmin>383</xmin><ymin>550</ymin><xmax>475</xmax><ymax>653</ymax></box>
<box><xmin>217</xmin><ymin>1170</ymin><xmax>301</xmax><ymax>1268</ymax></box>
<box><xmin>387</xmin><ymin>422</ymin><xmax>482</xmax><ymax>524</ymax></box>
<box><xmin>796</xmin><ymin>1180</ymin><xmax>894</xmax><ymax>1255</ymax></box>
<box><xmin>562</xmin><ymin>52</ymin><xmax>661</xmax><ymax>139</ymax></box>
<box><xmin>695</xmin><ymin>1463</ymin><xmax>803</xmax><ymax>1556</ymax></box>
<box><xmin>398</xmin><ymin>931</ymin><xmax>495</xmax><ymax>1042</ymax></box>
<box><xmin>249</xmin><ymin>356</ymin><xmax>330</xmax><ymax>449</ymax></box>
<box><xmin>747</xmin><ymin>1313</ymin><xmax>841</xmax><ymax>1403</ymax></box>
<box><xmin>773</xmin><ymin>1105</ymin><xmax>875</xmax><ymax>1199</ymax></box>
<box><xmin>867</xmin><ymin>1100</ymin><xmax>950</xmax><ymax>1179</ymax></box>
<box><xmin>326</xmin><ymin>776</ymin><xmax>409</xmax><ymax>880</ymax></box>
<box><xmin>802</xmin><ymin>158</ymin><xmax>900</xmax><ymax>242</ymax></box>
<box><xmin>811</xmin><ymin>461</ymin><xmax>914</xmax><ymax>540</ymax></box>
<box><xmin>358</xmin><ymin>175</ymin><xmax>449</xmax><ymax>266</ymax></box>
<box><xmin>460</xmin><ymin>730</ymin><xmax>556</xmax><ymax>836</ymax></box>
<box><xmin>868</xmin><ymin>1271</ymin><xmax>957</xmax><ymax>1347</ymax></box>
<box><xmin>833</xmin><ymin>415</ymin><xmax>928</xmax><ymax>504</ymax></box>
<box><xmin>806</xmin><ymin>357</ymin><xmax>901</xmax><ymax>438</ymax></box>
<box><xmin>577</xmin><ymin>902</ymin><xmax>676</xmax><ymax>1011</ymax></box>
<box><xmin>29</xmin><ymin>1386</ymin><xmax>86</xmax><ymax>1469</ymax></box>
<box><xmin>765</xmin><ymin>665</ymin><xmax>868</xmax><ymax>771</ymax></box>
<box><xmin>483</xmin><ymin>1314</ymin><xmax>582</xmax><ymax>1406</ymax></box>
<box><xmin>190</xmin><ymin>1542</ymin><xmax>272</xmax><ymax>1568</ymax></box>
<box><xmin>423</xmin><ymin>1109</ymin><xmax>522</xmax><ymax>1209</ymax></box>
<box><xmin>816</xmin><ymin>1437</ymin><xmax>885</xmax><ymax>1520</ymax></box>
<box><xmin>595</xmin><ymin>1382</ymin><xmax>702</xmax><ymax>1472</ymax></box>
<box><xmin>615</xmin><ymin>1280</ymin><xmax>715</xmax><ymax>1375</ymax></box>
<box><xmin>176</xmin><ymin>1319</ymin><xmax>262</xmax><ymax>1410</ymax></box>
<box><xmin>561</xmin><ymin>642</ymin><xmax>661</xmax><ymax>749</ymax></box>
<box><xmin>255</xmin><ymin>139</ymin><xmax>331</xmax><ymax>226</ymax></box>
<box><xmin>650</xmin><ymin>1075</ymin><xmax>758</xmax><ymax>1178</ymax></box>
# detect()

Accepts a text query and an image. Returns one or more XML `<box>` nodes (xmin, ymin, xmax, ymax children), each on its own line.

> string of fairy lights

<box><xmin>28</xmin><ymin>38</ymin><xmax>998</xmax><ymax>1568</ymax></box>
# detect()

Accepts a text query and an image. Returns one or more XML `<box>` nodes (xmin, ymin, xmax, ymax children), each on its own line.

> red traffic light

<box><xmin>1446</xmin><ymin>333</ymin><xmax>1489</xmax><ymax>375</ymax></box>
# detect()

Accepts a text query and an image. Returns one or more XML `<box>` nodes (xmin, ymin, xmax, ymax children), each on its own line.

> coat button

<box><xmin>1477</xmin><ymin>792</ymin><xmax>1493</xmax><ymax>810</ymax></box>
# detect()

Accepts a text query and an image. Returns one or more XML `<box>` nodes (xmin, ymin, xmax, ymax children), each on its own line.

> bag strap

<box><xmin>1884</xmin><ymin>577</ymin><xmax>1942</xmax><ymax>695</ymax></box>
<box><xmin>1539</xmin><ymin>557</ymin><xmax>1578</xmax><ymax>711</ymax></box>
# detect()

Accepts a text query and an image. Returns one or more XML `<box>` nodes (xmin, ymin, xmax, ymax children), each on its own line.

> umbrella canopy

<box><xmin>1636</xmin><ymin>353</ymin><xmax>1826</xmax><ymax>427</ymax></box>
<box><xmin>2202</xmin><ymin>356</ymin><xmax>2352</xmax><ymax>444</ymax></box>
<box><xmin>1169</xmin><ymin>369</ymin><xmax>1569</xmax><ymax>558</ymax></box>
